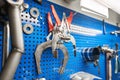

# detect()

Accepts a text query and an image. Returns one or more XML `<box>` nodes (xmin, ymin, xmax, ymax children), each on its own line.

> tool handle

<box><xmin>51</xmin><ymin>5</ymin><xmax>61</xmax><ymax>26</ymax></box>
<box><xmin>109</xmin><ymin>60</ymin><xmax>112</xmax><ymax>80</ymax></box>
<box><xmin>47</xmin><ymin>12</ymin><xmax>54</xmax><ymax>32</ymax></box>
<box><xmin>67</xmin><ymin>12</ymin><xmax>73</xmax><ymax>28</ymax></box>
<box><xmin>115</xmin><ymin>56</ymin><xmax>118</xmax><ymax>74</ymax></box>
<box><xmin>115</xmin><ymin>43</ymin><xmax>118</xmax><ymax>54</ymax></box>
<box><xmin>106</xmin><ymin>53</ymin><xmax>112</xmax><ymax>80</ymax></box>
<box><xmin>115</xmin><ymin>43</ymin><xmax>119</xmax><ymax>74</ymax></box>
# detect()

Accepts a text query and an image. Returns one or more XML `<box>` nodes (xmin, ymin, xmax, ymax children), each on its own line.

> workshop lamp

<box><xmin>80</xmin><ymin>0</ymin><xmax>109</xmax><ymax>18</ymax></box>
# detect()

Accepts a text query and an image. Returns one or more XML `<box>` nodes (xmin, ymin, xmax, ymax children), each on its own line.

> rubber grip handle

<box><xmin>47</xmin><ymin>12</ymin><xmax>54</xmax><ymax>32</ymax></box>
<box><xmin>51</xmin><ymin>5</ymin><xmax>61</xmax><ymax>26</ymax></box>
<box><xmin>67</xmin><ymin>12</ymin><xmax>73</xmax><ymax>28</ymax></box>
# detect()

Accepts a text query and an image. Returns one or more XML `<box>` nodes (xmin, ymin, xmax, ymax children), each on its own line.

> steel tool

<box><xmin>0</xmin><ymin>0</ymin><xmax>25</xmax><ymax>80</ymax></box>
<box><xmin>46</xmin><ymin>5</ymin><xmax>76</xmax><ymax>58</ymax></box>
<box><xmin>102</xmin><ymin>46</ymin><xmax>115</xmax><ymax>80</ymax></box>
<box><xmin>2</xmin><ymin>21</ymin><xmax>10</xmax><ymax>67</ymax></box>
<box><xmin>34</xmin><ymin>5</ymin><xmax>76</xmax><ymax>74</ymax></box>
<box><xmin>81</xmin><ymin>46</ymin><xmax>101</xmax><ymax>74</ymax></box>
<box><xmin>0</xmin><ymin>19</ymin><xmax>10</xmax><ymax>68</ymax></box>
<box><xmin>34</xmin><ymin>0</ymin><xmax>42</xmax><ymax>4</ymax></box>
<box><xmin>110</xmin><ymin>23</ymin><xmax>120</xmax><ymax>36</ymax></box>
<box><xmin>115</xmin><ymin>43</ymin><xmax>119</xmax><ymax>74</ymax></box>
<box><xmin>35</xmin><ymin>40</ymin><xmax>68</xmax><ymax>74</ymax></box>
<box><xmin>106</xmin><ymin>52</ymin><xmax>112</xmax><ymax>80</ymax></box>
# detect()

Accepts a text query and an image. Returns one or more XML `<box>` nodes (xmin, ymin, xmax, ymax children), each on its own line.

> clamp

<box><xmin>35</xmin><ymin>40</ymin><xmax>68</xmax><ymax>74</ymax></box>
<box><xmin>46</xmin><ymin>5</ymin><xmax>76</xmax><ymax>57</ymax></box>
<box><xmin>34</xmin><ymin>5</ymin><xmax>75</xmax><ymax>74</ymax></box>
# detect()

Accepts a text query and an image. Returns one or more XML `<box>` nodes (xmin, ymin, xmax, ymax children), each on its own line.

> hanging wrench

<box><xmin>35</xmin><ymin>40</ymin><xmax>68</xmax><ymax>74</ymax></box>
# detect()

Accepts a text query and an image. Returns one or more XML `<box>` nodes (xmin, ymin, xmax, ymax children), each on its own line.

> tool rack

<box><xmin>0</xmin><ymin>0</ymin><xmax>120</xmax><ymax>80</ymax></box>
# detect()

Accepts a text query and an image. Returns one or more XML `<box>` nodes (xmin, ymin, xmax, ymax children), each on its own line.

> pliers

<box><xmin>34</xmin><ymin>5</ymin><xmax>76</xmax><ymax>74</ymax></box>
<box><xmin>46</xmin><ymin>5</ymin><xmax>76</xmax><ymax>58</ymax></box>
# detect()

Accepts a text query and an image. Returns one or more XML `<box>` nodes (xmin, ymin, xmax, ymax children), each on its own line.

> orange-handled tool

<box><xmin>51</xmin><ymin>5</ymin><xmax>61</xmax><ymax>26</ymax></box>
<box><xmin>47</xmin><ymin>12</ymin><xmax>54</xmax><ymax>32</ymax></box>
<box><xmin>67</xmin><ymin>12</ymin><xmax>73</xmax><ymax>28</ymax></box>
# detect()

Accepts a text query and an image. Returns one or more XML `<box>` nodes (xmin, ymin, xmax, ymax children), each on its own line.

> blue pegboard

<box><xmin>0</xmin><ymin>0</ymin><xmax>120</xmax><ymax>80</ymax></box>
<box><xmin>0</xmin><ymin>25</ymin><xmax>3</xmax><ymax>72</ymax></box>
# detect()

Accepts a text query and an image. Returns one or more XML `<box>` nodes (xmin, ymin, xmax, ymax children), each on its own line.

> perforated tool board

<box><xmin>0</xmin><ymin>0</ymin><xmax>120</xmax><ymax>80</ymax></box>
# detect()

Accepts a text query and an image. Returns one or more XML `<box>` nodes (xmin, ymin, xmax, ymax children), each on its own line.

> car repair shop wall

<box><xmin>0</xmin><ymin>0</ymin><xmax>120</xmax><ymax>80</ymax></box>
<box><xmin>49</xmin><ymin>0</ymin><xmax>120</xmax><ymax>26</ymax></box>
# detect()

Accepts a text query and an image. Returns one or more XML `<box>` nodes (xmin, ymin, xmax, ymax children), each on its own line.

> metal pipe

<box><xmin>0</xmin><ymin>0</ymin><xmax>24</xmax><ymax>80</ymax></box>
<box><xmin>0</xmin><ymin>50</ymin><xmax>22</xmax><ymax>80</ymax></box>
<box><xmin>2</xmin><ymin>21</ymin><xmax>10</xmax><ymax>67</ymax></box>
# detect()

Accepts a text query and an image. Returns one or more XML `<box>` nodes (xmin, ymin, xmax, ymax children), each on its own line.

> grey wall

<box><xmin>48</xmin><ymin>0</ymin><xmax>120</xmax><ymax>27</ymax></box>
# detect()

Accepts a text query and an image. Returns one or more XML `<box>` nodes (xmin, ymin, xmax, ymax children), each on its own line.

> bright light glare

<box><xmin>71</xmin><ymin>24</ymin><xmax>102</xmax><ymax>36</ymax></box>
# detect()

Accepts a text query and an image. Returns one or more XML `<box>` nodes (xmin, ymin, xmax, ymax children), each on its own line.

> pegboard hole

<box><xmin>25</xmin><ymin>16</ymin><xmax>28</xmax><ymax>18</ymax></box>
<box><xmin>18</xmin><ymin>76</ymin><xmax>21</xmax><ymax>78</ymax></box>
<box><xmin>32</xmin><ymin>74</ymin><xmax>34</xmax><ymax>76</ymax></box>
<box><xmin>25</xmin><ymin>20</ymin><xmax>28</xmax><ymax>22</ymax></box>
<box><xmin>37</xmin><ymin>22</ymin><xmax>39</xmax><ymax>24</ymax></box>
<box><xmin>26</xmin><ymin>27</ymin><xmax>31</xmax><ymax>31</ymax></box>
<box><xmin>33</xmin><ymin>10</ymin><xmax>37</xmax><ymax>15</ymax></box>
<box><xmin>26</xmin><ymin>12</ymin><xmax>28</xmax><ymax>14</ymax></box>
<box><xmin>33</xmin><ymin>21</ymin><xmax>36</xmax><ymax>23</ymax></box>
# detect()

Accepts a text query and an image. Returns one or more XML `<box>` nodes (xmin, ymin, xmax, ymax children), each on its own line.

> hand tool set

<box><xmin>34</xmin><ymin>5</ymin><xmax>76</xmax><ymax>74</ymax></box>
<box><xmin>0</xmin><ymin>0</ymin><xmax>119</xmax><ymax>80</ymax></box>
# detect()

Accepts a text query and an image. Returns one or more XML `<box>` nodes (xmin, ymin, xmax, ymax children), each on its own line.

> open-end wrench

<box><xmin>35</xmin><ymin>40</ymin><xmax>68</xmax><ymax>74</ymax></box>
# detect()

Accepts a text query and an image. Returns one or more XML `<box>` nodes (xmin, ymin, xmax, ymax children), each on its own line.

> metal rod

<box><xmin>106</xmin><ymin>53</ymin><xmax>112</xmax><ymax>80</ymax></box>
<box><xmin>2</xmin><ymin>22</ymin><xmax>10</xmax><ymax>67</ymax></box>
<box><xmin>0</xmin><ymin>0</ymin><xmax>24</xmax><ymax>80</ymax></box>
<box><xmin>115</xmin><ymin>43</ymin><xmax>118</xmax><ymax>74</ymax></box>
<box><xmin>103</xmin><ymin>19</ymin><xmax>106</xmax><ymax>35</ymax></box>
